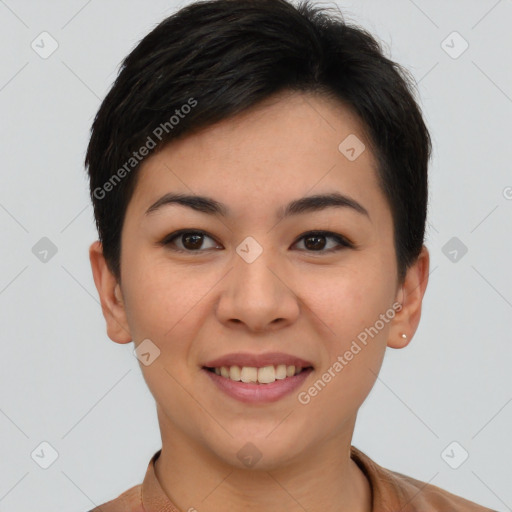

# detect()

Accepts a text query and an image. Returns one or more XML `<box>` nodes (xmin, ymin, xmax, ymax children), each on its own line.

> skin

<box><xmin>90</xmin><ymin>90</ymin><xmax>429</xmax><ymax>512</ymax></box>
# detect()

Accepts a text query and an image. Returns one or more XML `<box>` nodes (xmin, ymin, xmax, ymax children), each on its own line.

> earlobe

<box><xmin>392</xmin><ymin>332</ymin><xmax>410</xmax><ymax>349</ymax></box>
<box><xmin>89</xmin><ymin>241</ymin><xmax>132</xmax><ymax>344</ymax></box>
<box><xmin>387</xmin><ymin>245</ymin><xmax>430</xmax><ymax>349</ymax></box>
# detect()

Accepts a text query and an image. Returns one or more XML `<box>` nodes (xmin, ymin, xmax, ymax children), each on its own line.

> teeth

<box><xmin>275</xmin><ymin>364</ymin><xmax>287</xmax><ymax>380</ymax></box>
<box><xmin>258</xmin><ymin>365</ymin><xmax>275</xmax><ymax>384</ymax></box>
<box><xmin>230</xmin><ymin>365</ymin><xmax>241</xmax><ymax>381</ymax></box>
<box><xmin>286</xmin><ymin>365</ymin><xmax>295</xmax><ymax>377</ymax></box>
<box><xmin>212</xmin><ymin>364</ymin><xmax>305</xmax><ymax>384</ymax></box>
<box><xmin>240</xmin><ymin>366</ymin><xmax>258</xmax><ymax>383</ymax></box>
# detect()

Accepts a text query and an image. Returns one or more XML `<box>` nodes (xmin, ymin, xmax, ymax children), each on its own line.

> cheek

<box><xmin>297</xmin><ymin>264</ymin><xmax>392</xmax><ymax>342</ymax></box>
<box><xmin>296</xmin><ymin>276</ymin><xmax>390</xmax><ymax>426</ymax></box>
<box><xmin>122</xmin><ymin>262</ymin><xmax>213</xmax><ymax>406</ymax></box>
<box><xmin>122</xmin><ymin>258</ymin><xmax>222</xmax><ymax>352</ymax></box>
<box><xmin>297</xmin><ymin>265</ymin><xmax>392</xmax><ymax>395</ymax></box>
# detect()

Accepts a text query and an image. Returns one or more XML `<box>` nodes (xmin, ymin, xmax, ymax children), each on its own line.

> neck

<box><xmin>154</xmin><ymin>411</ymin><xmax>372</xmax><ymax>512</ymax></box>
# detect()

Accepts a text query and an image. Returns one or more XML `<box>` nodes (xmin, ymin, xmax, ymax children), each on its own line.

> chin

<box><xmin>207</xmin><ymin>430</ymin><xmax>311</xmax><ymax>472</ymax></box>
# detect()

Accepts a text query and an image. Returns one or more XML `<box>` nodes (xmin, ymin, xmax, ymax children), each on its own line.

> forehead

<box><xmin>128</xmin><ymin>91</ymin><xmax>386</xmax><ymax>222</ymax></box>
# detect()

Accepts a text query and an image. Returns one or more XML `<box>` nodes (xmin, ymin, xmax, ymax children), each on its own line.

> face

<box><xmin>91</xmin><ymin>91</ymin><xmax>429</xmax><ymax>471</ymax></box>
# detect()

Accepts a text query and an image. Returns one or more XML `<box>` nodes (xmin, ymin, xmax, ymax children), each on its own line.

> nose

<box><xmin>215</xmin><ymin>248</ymin><xmax>300</xmax><ymax>333</ymax></box>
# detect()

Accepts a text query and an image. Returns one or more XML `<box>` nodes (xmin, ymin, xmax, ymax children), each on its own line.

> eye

<box><xmin>160</xmin><ymin>229</ymin><xmax>221</xmax><ymax>253</ymax></box>
<box><xmin>292</xmin><ymin>231</ymin><xmax>353</xmax><ymax>253</ymax></box>
<box><xmin>160</xmin><ymin>229</ymin><xmax>353</xmax><ymax>254</ymax></box>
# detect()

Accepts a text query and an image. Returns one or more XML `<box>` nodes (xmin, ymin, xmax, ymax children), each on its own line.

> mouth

<box><xmin>201</xmin><ymin>352</ymin><xmax>314</xmax><ymax>403</ymax></box>
<box><xmin>204</xmin><ymin>364</ymin><xmax>312</xmax><ymax>384</ymax></box>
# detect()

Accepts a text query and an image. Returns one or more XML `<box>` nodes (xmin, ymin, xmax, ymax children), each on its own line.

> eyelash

<box><xmin>159</xmin><ymin>229</ymin><xmax>354</xmax><ymax>254</ymax></box>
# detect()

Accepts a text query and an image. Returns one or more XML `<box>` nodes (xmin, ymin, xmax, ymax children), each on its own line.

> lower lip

<box><xmin>203</xmin><ymin>368</ymin><xmax>313</xmax><ymax>404</ymax></box>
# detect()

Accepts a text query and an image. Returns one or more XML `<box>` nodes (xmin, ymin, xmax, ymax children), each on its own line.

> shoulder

<box><xmin>350</xmin><ymin>446</ymin><xmax>496</xmax><ymax>511</ymax></box>
<box><xmin>87</xmin><ymin>484</ymin><xmax>143</xmax><ymax>512</ymax></box>
<box><xmin>385</xmin><ymin>468</ymin><xmax>496</xmax><ymax>511</ymax></box>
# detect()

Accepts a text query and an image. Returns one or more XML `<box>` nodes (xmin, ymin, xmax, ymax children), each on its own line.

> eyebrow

<box><xmin>144</xmin><ymin>191</ymin><xmax>370</xmax><ymax>221</ymax></box>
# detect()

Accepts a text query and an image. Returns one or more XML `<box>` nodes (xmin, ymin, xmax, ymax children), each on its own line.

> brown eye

<box><xmin>304</xmin><ymin>234</ymin><xmax>327</xmax><ymax>250</ymax></box>
<box><xmin>180</xmin><ymin>233</ymin><xmax>205</xmax><ymax>250</ymax></box>
<box><xmin>162</xmin><ymin>230</ymin><xmax>220</xmax><ymax>252</ymax></box>
<box><xmin>293</xmin><ymin>231</ymin><xmax>352</xmax><ymax>253</ymax></box>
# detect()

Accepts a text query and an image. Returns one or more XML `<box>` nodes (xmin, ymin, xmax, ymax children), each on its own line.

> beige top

<box><xmin>89</xmin><ymin>446</ymin><xmax>496</xmax><ymax>511</ymax></box>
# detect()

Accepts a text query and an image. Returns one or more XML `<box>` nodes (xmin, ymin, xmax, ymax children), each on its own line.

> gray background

<box><xmin>0</xmin><ymin>0</ymin><xmax>511</xmax><ymax>510</ymax></box>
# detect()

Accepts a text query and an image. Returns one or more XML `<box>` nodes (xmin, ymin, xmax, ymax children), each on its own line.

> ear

<box><xmin>387</xmin><ymin>245</ymin><xmax>430</xmax><ymax>349</ymax></box>
<box><xmin>89</xmin><ymin>240</ymin><xmax>132</xmax><ymax>344</ymax></box>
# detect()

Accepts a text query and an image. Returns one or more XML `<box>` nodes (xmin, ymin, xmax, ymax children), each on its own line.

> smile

<box><xmin>202</xmin><ymin>352</ymin><xmax>314</xmax><ymax>403</ymax></box>
<box><xmin>206</xmin><ymin>364</ymin><xmax>308</xmax><ymax>384</ymax></box>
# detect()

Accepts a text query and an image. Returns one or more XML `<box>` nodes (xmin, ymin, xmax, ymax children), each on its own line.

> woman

<box><xmin>85</xmin><ymin>0</ymin><xmax>496</xmax><ymax>510</ymax></box>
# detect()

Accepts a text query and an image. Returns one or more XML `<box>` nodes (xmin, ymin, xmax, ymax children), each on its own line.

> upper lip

<box><xmin>203</xmin><ymin>352</ymin><xmax>314</xmax><ymax>369</ymax></box>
